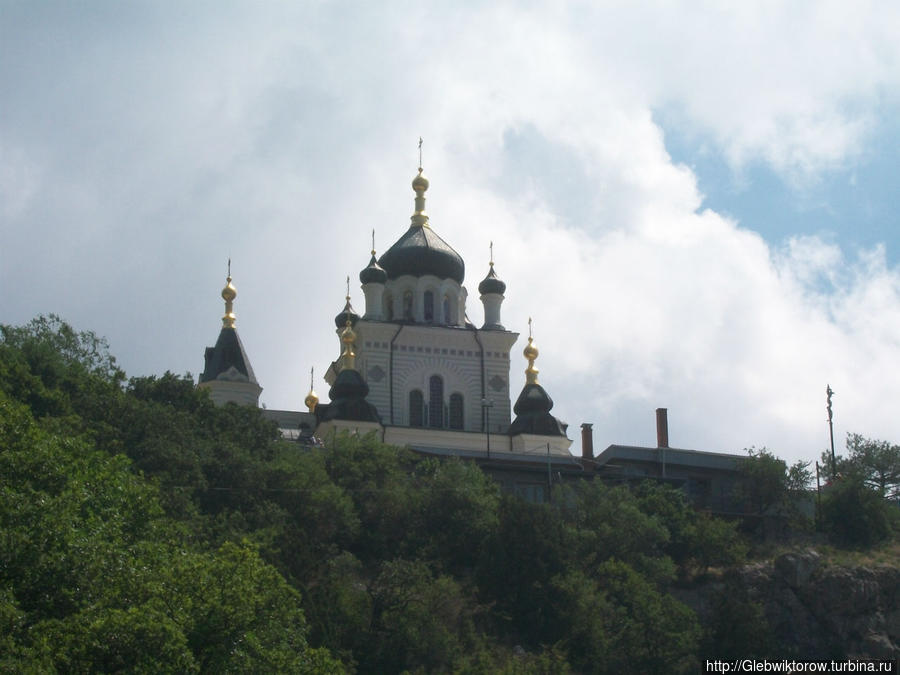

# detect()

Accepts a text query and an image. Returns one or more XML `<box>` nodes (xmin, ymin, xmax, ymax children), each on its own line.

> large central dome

<box><xmin>378</xmin><ymin>225</ymin><xmax>465</xmax><ymax>284</ymax></box>
<box><xmin>377</xmin><ymin>167</ymin><xmax>465</xmax><ymax>285</ymax></box>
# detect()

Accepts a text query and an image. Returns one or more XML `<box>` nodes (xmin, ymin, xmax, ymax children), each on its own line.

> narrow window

<box><xmin>428</xmin><ymin>375</ymin><xmax>444</xmax><ymax>428</ymax></box>
<box><xmin>443</xmin><ymin>296</ymin><xmax>451</xmax><ymax>325</ymax></box>
<box><xmin>424</xmin><ymin>291</ymin><xmax>434</xmax><ymax>322</ymax></box>
<box><xmin>385</xmin><ymin>293</ymin><xmax>393</xmax><ymax>321</ymax></box>
<box><xmin>403</xmin><ymin>291</ymin><xmax>414</xmax><ymax>321</ymax></box>
<box><xmin>409</xmin><ymin>390</ymin><xmax>424</xmax><ymax>427</ymax></box>
<box><xmin>449</xmin><ymin>393</ymin><xmax>464</xmax><ymax>430</ymax></box>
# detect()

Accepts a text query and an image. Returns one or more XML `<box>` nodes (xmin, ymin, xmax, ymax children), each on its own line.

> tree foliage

<box><xmin>0</xmin><ymin>316</ymin><xmax>784</xmax><ymax>672</ymax></box>
<box><xmin>734</xmin><ymin>447</ymin><xmax>813</xmax><ymax>540</ymax></box>
<box><xmin>845</xmin><ymin>433</ymin><xmax>900</xmax><ymax>498</ymax></box>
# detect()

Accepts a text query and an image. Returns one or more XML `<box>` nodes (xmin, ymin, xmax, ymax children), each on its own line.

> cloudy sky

<box><xmin>3</xmin><ymin>1</ymin><xmax>899</xmax><ymax>465</ymax></box>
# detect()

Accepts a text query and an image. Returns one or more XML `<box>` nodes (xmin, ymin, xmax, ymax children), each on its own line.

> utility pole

<box><xmin>547</xmin><ymin>443</ymin><xmax>552</xmax><ymax>503</ymax></box>
<box><xmin>826</xmin><ymin>385</ymin><xmax>836</xmax><ymax>479</ymax></box>
<box><xmin>481</xmin><ymin>398</ymin><xmax>493</xmax><ymax>459</ymax></box>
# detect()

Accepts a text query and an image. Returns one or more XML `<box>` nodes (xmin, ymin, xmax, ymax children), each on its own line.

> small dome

<box><xmin>523</xmin><ymin>337</ymin><xmax>539</xmax><ymax>362</ymax></box>
<box><xmin>334</xmin><ymin>298</ymin><xmax>360</xmax><ymax>329</ymax></box>
<box><xmin>304</xmin><ymin>389</ymin><xmax>319</xmax><ymax>412</ymax></box>
<box><xmin>478</xmin><ymin>263</ymin><xmax>506</xmax><ymax>295</ymax></box>
<box><xmin>359</xmin><ymin>254</ymin><xmax>387</xmax><ymax>285</ymax></box>
<box><xmin>221</xmin><ymin>278</ymin><xmax>237</xmax><ymax>303</ymax></box>
<box><xmin>329</xmin><ymin>367</ymin><xmax>369</xmax><ymax>400</ymax></box>
<box><xmin>412</xmin><ymin>168</ymin><xmax>429</xmax><ymax>193</ymax></box>
<box><xmin>513</xmin><ymin>382</ymin><xmax>554</xmax><ymax>416</ymax></box>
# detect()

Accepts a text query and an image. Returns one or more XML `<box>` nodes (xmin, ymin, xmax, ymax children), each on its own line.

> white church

<box><xmin>196</xmin><ymin>158</ymin><xmax>748</xmax><ymax>507</ymax></box>
<box><xmin>198</xmin><ymin>162</ymin><xmax>576</xmax><ymax>485</ymax></box>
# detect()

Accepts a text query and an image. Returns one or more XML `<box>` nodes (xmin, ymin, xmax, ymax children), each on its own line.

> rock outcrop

<box><xmin>677</xmin><ymin>550</ymin><xmax>900</xmax><ymax>660</ymax></box>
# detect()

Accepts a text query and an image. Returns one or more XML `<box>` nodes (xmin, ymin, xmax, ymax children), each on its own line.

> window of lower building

<box><xmin>428</xmin><ymin>375</ymin><xmax>443</xmax><ymax>428</ymax></box>
<box><xmin>403</xmin><ymin>291</ymin><xmax>414</xmax><ymax>321</ymax></box>
<box><xmin>449</xmin><ymin>393</ymin><xmax>463</xmax><ymax>430</ymax></box>
<box><xmin>409</xmin><ymin>389</ymin><xmax>424</xmax><ymax>427</ymax></box>
<box><xmin>424</xmin><ymin>291</ymin><xmax>434</xmax><ymax>322</ymax></box>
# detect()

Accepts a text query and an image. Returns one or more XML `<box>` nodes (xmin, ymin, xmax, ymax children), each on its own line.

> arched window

<box><xmin>443</xmin><ymin>296</ymin><xmax>451</xmax><ymax>325</ymax></box>
<box><xmin>409</xmin><ymin>390</ymin><xmax>424</xmax><ymax>427</ymax></box>
<box><xmin>424</xmin><ymin>291</ymin><xmax>434</xmax><ymax>322</ymax></box>
<box><xmin>449</xmin><ymin>393</ymin><xmax>464</xmax><ymax>430</ymax></box>
<box><xmin>384</xmin><ymin>293</ymin><xmax>393</xmax><ymax>321</ymax></box>
<box><xmin>428</xmin><ymin>375</ymin><xmax>444</xmax><ymax>428</ymax></box>
<box><xmin>403</xmin><ymin>291</ymin><xmax>414</xmax><ymax>321</ymax></box>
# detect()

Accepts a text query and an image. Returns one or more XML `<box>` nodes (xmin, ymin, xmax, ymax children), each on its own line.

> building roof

<box><xmin>478</xmin><ymin>263</ymin><xmax>506</xmax><ymax>295</ymax></box>
<box><xmin>199</xmin><ymin>326</ymin><xmax>258</xmax><ymax>384</ymax></box>
<box><xmin>315</xmin><ymin>368</ymin><xmax>382</xmax><ymax>424</ymax></box>
<box><xmin>509</xmin><ymin>382</ymin><xmax>566</xmax><ymax>437</ymax></box>
<box><xmin>359</xmin><ymin>253</ymin><xmax>388</xmax><ymax>285</ymax></box>
<box><xmin>595</xmin><ymin>444</ymin><xmax>743</xmax><ymax>472</ymax></box>
<box><xmin>378</xmin><ymin>224</ymin><xmax>465</xmax><ymax>284</ymax></box>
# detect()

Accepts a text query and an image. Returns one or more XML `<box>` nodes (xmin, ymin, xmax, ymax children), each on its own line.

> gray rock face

<box><xmin>774</xmin><ymin>549</ymin><xmax>821</xmax><ymax>589</ymax></box>
<box><xmin>684</xmin><ymin>551</ymin><xmax>900</xmax><ymax>660</ymax></box>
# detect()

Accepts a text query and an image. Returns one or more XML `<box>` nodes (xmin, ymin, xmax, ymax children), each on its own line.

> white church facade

<box><xmin>199</xmin><ymin>162</ymin><xmax>573</xmax><ymax>464</ymax></box>
<box><xmin>197</xmin><ymin>158</ymin><xmax>757</xmax><ymax>509</ymax></box>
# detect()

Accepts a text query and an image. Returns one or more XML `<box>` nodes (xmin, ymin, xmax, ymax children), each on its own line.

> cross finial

<box><xmin>346</xmin><ymin>275</ymin><xmax>350</xmax><ymax>301</ymax></box>
<box><xmin>227</xmin><ymin>257</ymin><xmax>231</xmax><ymax>279</ymax></box>
<box><xmin>826</xmin><ymin>384</ymin><xmax>834</xmax><ymax>421</ymax></box>
<box><xmin>418</xmin><ymin>137</ymin><xmax>423</xmax><ymax>169</ymax></box>
<box><xmin>489</xmin><ymin>241</ymin><xmax>494</xmax><ymax>266</ymax></box>
<box><xmin>310</xmin><ymin>366</ymin><xmax>314</xmax><ymax>390</ymax></box>
<box><xmin>371</xmin><ymin>228</ymin><xmax>376</xmax><ymax>255</ymax></box>
<box><xmin>528</xmin><ymin>316</ymin><xmax>533</xmax><ymax>338</ymax></box>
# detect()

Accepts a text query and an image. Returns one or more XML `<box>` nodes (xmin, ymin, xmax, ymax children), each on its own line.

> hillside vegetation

<box><xmin>1</xmin><ymin>316</ymin><xmax>896</xmax><ymax>673</ymax></box>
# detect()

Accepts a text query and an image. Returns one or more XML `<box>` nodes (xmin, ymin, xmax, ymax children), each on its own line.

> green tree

<box><xmin>550</xmin><ymin>562</ymin><xmax>699</xmax><ymax>674</ymax></box>
<box><xmin>820</xmin><ymin>473</ymin><xmax>897</xmax><ymax>548</ymax></box>
<box><xmin>734</xmin><ymin>448</ymin><xmax>813</xmax><ymax>539</ymax></box>
<box><xmin>634</xmin><ymin>481</ymin><xmax>747</xmax><ymax>575</ymax></box>
<box><xmin>845</xmin><ymin>433</ymin><xmax>900</xmax><ymax>498</ymax></box>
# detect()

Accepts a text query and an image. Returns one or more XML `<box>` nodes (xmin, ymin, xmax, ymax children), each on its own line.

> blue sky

<box><xmin>2</xmin><ymin>2</ymin><xmax>899</xmax><ymax>465</ymax></box>
<box><xmin>661</xmin><ymin>112</ymin><xmax>900</xmax><ymax>266</ymax></box>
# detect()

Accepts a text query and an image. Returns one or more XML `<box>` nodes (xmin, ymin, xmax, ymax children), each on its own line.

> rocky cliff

<box><xmin>675</xmin><ymin>550</ymin><xmax>900</xmax><ymax>660</ymax></box>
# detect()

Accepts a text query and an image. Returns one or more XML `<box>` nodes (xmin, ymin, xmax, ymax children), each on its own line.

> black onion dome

<box><xmin>509</xmin><ymin>383</ymin><xmax>565</xmax><ymax>437</ymax></box>
<box><xmin>329</xmin><ymin>367</ymin><xmax>369</xmax><ymax>401</ymax></box>
<box><xmin>360</xmin><ymin>254</ymin><xmax>387</xmax><ymax>285</ymax></box>
<box><xmin>334</xmin><ymin>299</ymin><xmax>360</xmax><ymax>329</ymax></box>
<box><xmin>315</xmin><ymin>369</ymin><xmax>382</xmax><ymax>424</ymax></box>
<box><xmin>378</xmin><ymin>225</ymin><xmax>465</xmax><ymax>284</ymax></box>
<box><xmin>478</xmin><ymin>265</ymin><xmax>506</xmax><ymax>295</ymax></box>
<box><xmin>513</xmin><ymin>383</ymin><xmax>554</xmax><ymax>416</ymax></box>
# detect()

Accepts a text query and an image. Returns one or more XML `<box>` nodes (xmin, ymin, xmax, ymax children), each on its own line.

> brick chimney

<box><xmin>581</xmin><ymin>423</ymin><xmax>594</xmax><ymax>459</ymax></box>
<box><xmin>580</xmin><ymin>423</ymin><xmax>595</xmax><ymax>473</ymax></box>
<box><xmin>656</xmin><ymin>408</ymin><xmax>669</xmax><ymax>448</ymax></box>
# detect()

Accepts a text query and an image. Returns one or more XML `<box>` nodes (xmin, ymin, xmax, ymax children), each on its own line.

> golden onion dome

<box><xmin>523</xmin><ymin>336</ymin><xmax>539</xmax><ymax>361</ymax></box>
<box><xmin>222</xmin><ymin>276</ymin><xmax>237</xmax><ymax>303</ymax></box>
<box><xmin>412</xmin><ymin>167</ymin><xmax>429</xmax><ymax>193</ymax></box>
<box><xmin>221</xmin><ymin>270</ymin><xmax>237</xmax><ymax>328</ymax></box>
<box><xmin>304</xmin><ymin>388</ymin><xmax>319</xmax><ymax>412</ymax></box>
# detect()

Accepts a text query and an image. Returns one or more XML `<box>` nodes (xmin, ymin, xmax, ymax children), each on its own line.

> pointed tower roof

<box><xmin>199</xmin><ymin>265</ymin><xmax>259</xmax><ymax>385</ymax></box>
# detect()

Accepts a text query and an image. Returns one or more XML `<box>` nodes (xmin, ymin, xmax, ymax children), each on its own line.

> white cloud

<box><xmin>2</xmin><ymin>2</ymin><xmax>899</xmax><ymax>466</ymax></box>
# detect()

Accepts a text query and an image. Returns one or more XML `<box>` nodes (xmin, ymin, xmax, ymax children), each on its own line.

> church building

<box><xmin>199</xmin><ymin>161</ymin><xmax>577</xmax><ymax>493</ymax></box>
<box><xmin>198</xmin><ymin>156</ymin><xmax>755</xmax><ymax>508</ymax></box>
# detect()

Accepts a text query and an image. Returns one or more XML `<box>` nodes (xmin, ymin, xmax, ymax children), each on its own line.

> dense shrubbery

<box><xmin>2</xmin><ymin>316</ymin><xmax>891</xmax><ymax>671</ymax></box>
